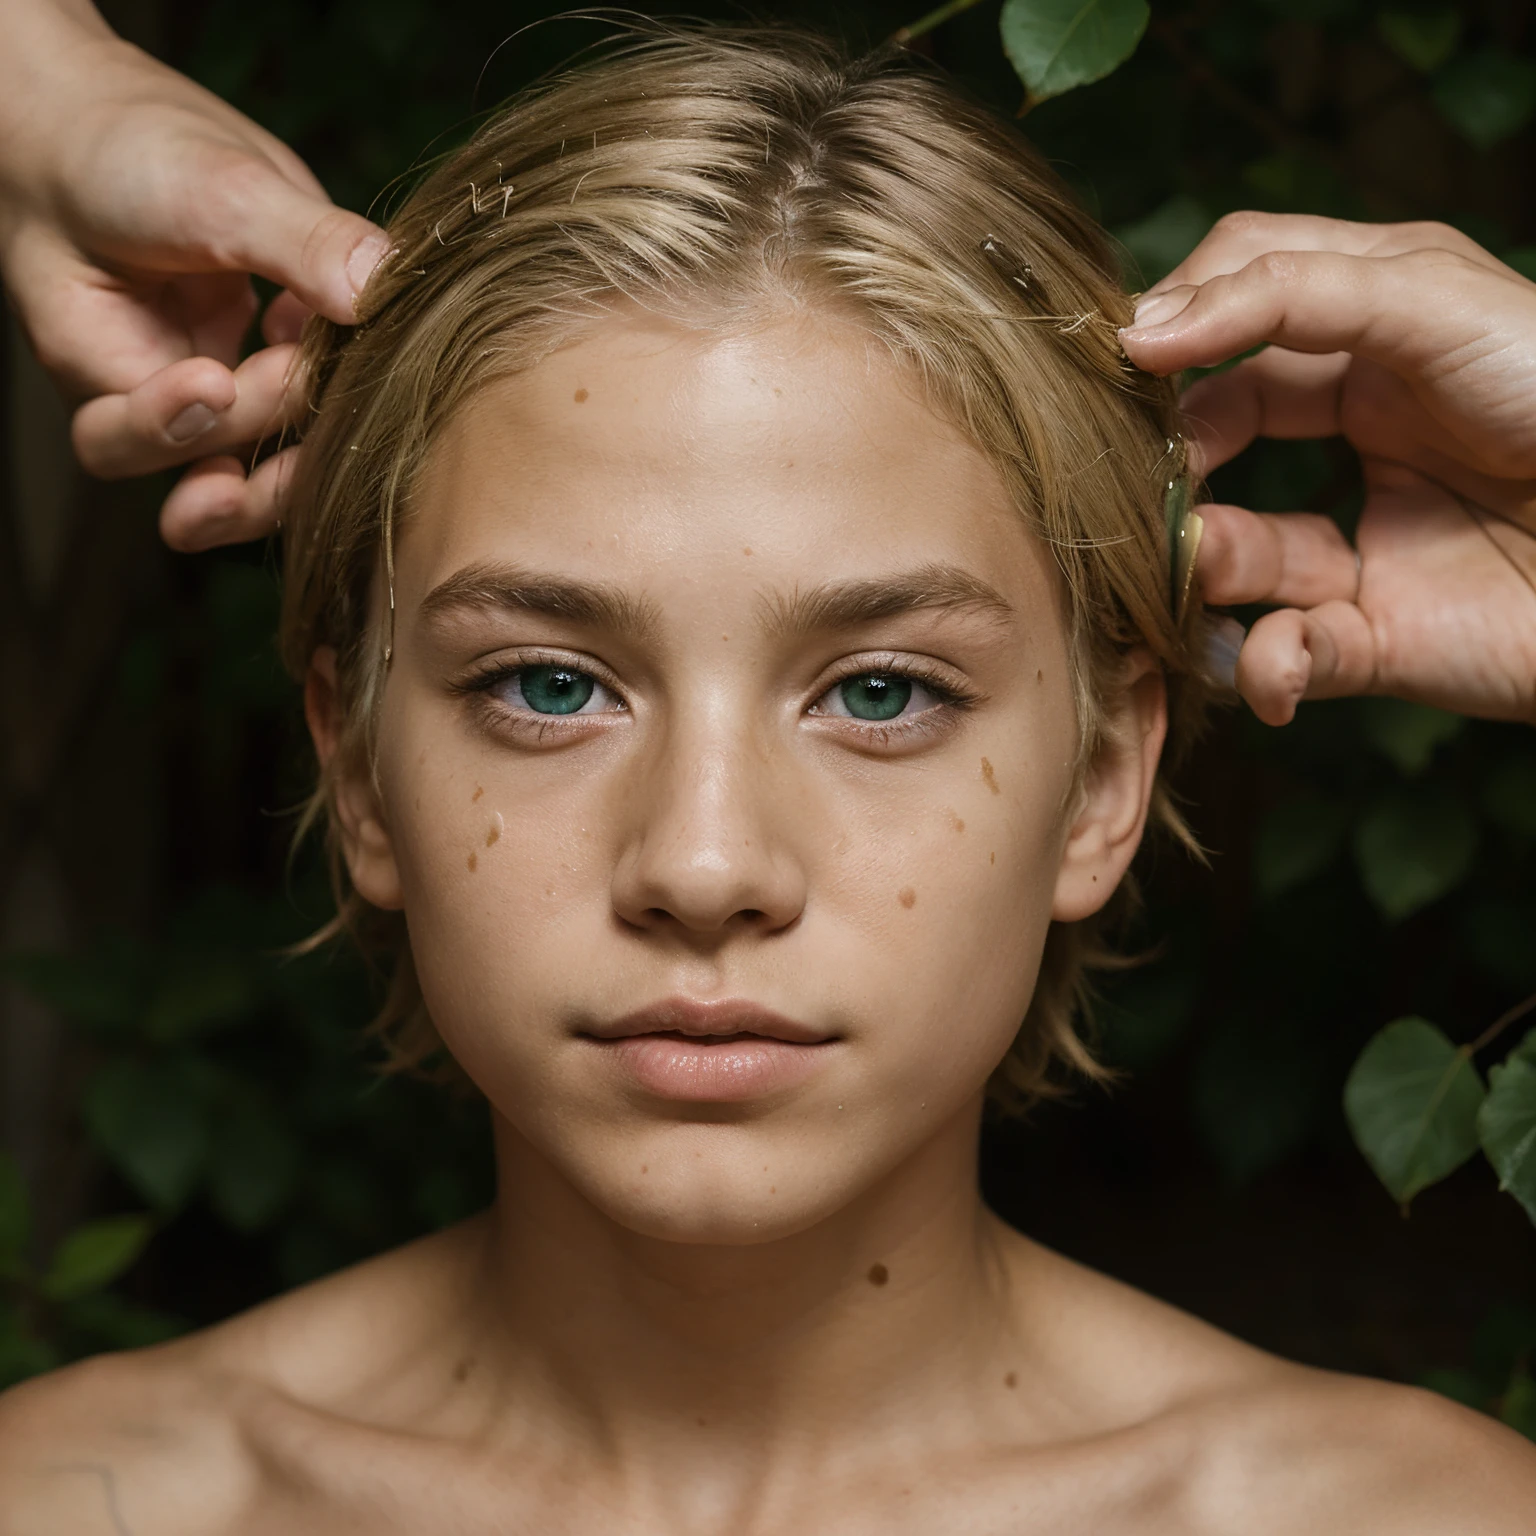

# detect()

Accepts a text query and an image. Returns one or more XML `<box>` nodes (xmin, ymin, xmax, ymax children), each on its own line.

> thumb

<box><xmin>208</xmin><ymin>158</ymin><xmax>390</xmax><ymax>325</ymax></box>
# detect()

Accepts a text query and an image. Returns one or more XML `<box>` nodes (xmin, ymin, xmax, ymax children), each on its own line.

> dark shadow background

<box><xmin>2</xmin><ymin>0</ymin><xmax>1535</xmax><ymax>1414</ymax></box>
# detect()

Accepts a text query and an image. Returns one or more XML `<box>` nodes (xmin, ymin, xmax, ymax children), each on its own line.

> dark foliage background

<box><xmin>2</xmin><ymin>0</ymin><xmax>1534</xmax><ymax>1426</ymax></box>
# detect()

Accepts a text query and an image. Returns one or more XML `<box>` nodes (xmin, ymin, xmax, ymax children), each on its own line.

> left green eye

<box><xmin>516</xmin><ymin>665</ymin><xmax>596</xmax><ymax>714</ymax></box>
<box><xmin>838</xmin><ymin>674</ymin><xmax>912</xmax><ymax>721</ymax></box>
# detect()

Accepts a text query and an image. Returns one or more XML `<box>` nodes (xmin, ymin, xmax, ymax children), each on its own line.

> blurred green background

<box><xmin>1</xmin><ymin>0</ymin><xmax>1534</xmax><ymax>1422</ymax></box>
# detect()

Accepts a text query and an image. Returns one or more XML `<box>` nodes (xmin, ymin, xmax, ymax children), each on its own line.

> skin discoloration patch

<box><xmin>867</xmin><ymin>1263</ymin><xmax>890</xmax><ymax>1287</ymax></box>
<box><xmin>980</xmin><ymin>756</ymin><xmax>1000</xmax><ymax>794</ymax></box>
<box><xmin>472</xmin><ymin>784</ymin><xmax>484</xmax><ymax>802</ymax></box>
<box><xmin>486</xmin><ymin>812</ymin><xmax>504</xmax><ymax>847</ymax></box>
<box><xmin>949</xmin><ymin>812</ymin><xmax>965</xmax><ymax>833</ymax></box>
<box><xmin>467</xmin><ymin>851</ymin><xmax>478</xmax><ymax>873</ymax></box>
<box><xmin>574</xmin><ymin>387</ymin><xmax>589</xmax><ymax>403</ymax></box>
<box><xmin>1005</xmin><ymin>1371</ymin><xmax>1018</xmax><ymax>1389</ymax></box>
<box><xmin>897</xmin><ymin>887</ymin><xmax>916</xmax><ymax>909</ymax></box>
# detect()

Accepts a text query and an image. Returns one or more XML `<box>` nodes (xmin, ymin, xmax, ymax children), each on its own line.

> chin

<box><xmin>568</xmin><ymin>1128</ymin><xmax>859</xmax><ymax>1247</ymax></box>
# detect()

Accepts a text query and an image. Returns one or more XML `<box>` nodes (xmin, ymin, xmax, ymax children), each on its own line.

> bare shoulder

<box><xmin>999</xmin><ymin>1232</ymin><xmax>1536</xmax><ymax>1532</ymax></box>
<box><xmin>1183</xmin><ymin>1367</ymin><xmax>1536</xmax><ymax>1535</ymax></box>
<box><xmin>0</xmin><ymin>1341</ymin><xmax>257</xmax><ymax>1535</ymax></box>
<box><xmin>0</xmin><ymin>1219</ymin><xmax>484</xmax><ymax>1535</ymax></box>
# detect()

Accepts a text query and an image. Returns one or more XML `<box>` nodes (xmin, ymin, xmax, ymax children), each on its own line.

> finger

<box><xmin>1179</xmin><ymin>348</ymin><xmax>1351</xmax><ymax>473</ymax></box>
<box><xmin>73</xmin><ymin>343</ymin><xmax>302</xmax><ymax>479</ymax></box>
<box><xmin>1235</xmin><ymin>602</ymin><xmax>1376</xmax><ymax>726</ymax></box>
<box><xmin>198</xmin><ymin>154</ymin><xmax>390</xmax><ymax>325</ymax></box>
<box><xmin>1143</xmin><ymin>212</ymin><xmax>1506</xmax><ymax>302</ymax></box>
<box><xmin>1119</xmin><ymin>246</ymin><xmax>1502</xmax><ymax>381</ymax></box>
<box><xmin>159</xmin><ymin>446</ymin><xmax>299</xmax><ymax>553</ymax></box>
<box><xmin>262</xmin><ymin>289</ymin><xmax>311</xmax><ymax>345</ymax></box>
<box><xmin>1195</xmin><ymin>503</ymin><xmax>1361</xmax><ymax>609</ymax></box>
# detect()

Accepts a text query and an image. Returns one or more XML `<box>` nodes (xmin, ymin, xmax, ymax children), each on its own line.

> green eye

<box><xmin>838</xmin><ymin>674</ymin><xmax>912</xmax><ymax>721</ymax></box>
<box><xmin>517</xmin><ymin>665</ymin><xmax>596</xmax><ymax>715</ymax></box>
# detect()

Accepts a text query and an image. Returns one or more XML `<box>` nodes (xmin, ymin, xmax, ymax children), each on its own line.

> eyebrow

<box><xmin>764</xmin><ymin>563</ymin><xmax>1014</xmax><ymax>637</ymax></box>
<box><xmin>417</xmin><ymin>561</ymin><xmax>661</xmax><ymax>640</ymax></box>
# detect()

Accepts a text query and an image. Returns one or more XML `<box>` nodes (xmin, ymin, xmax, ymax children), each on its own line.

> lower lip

<box><xmin>594</xmin><ymin>1034</ymin><xmax>834</xmax><ymax>1101</ymax></box>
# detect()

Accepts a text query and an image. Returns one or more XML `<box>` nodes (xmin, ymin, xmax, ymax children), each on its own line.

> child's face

<box><xmin>315</xmin><ymin>310</ymin><xmax>1163</xmax><ymax>1243</ymax></box>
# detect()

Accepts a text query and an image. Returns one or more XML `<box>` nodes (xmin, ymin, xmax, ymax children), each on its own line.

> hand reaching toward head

<box><xmin>0</xmin><ymin>1</ymin><xmax>388</xmax><ymax>550</ymax></box>
<box><xmin>1120</xmin><ymin>213</ymin><xmax>1536</xmax><ymax>727</ymax></box>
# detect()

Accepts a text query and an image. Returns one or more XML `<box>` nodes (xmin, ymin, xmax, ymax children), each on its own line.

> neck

<box><xmin>465</xmin><ymin>1100</ymin><xmax>1024</xmax><ymax>1476</ymax></box>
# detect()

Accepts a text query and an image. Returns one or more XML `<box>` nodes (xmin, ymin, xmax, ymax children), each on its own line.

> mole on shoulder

<box><xmin>573</xmin><ymin>387</ymin><xmax>589</xmax><ymax>403</ymax></box>
<box><xmin>867</xmin><ymin>1263</ymin><xmax>890</xmax><ymax>1287</ymax></box>
<box><xmin>897</xmin><ymin>887</ymin><xmax>916</xmax><ymax>909</ymax></box>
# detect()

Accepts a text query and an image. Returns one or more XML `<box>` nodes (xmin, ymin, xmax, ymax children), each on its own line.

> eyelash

<box><xmin>451</xmin><ymin>650</ymin><xmax>978</xmax><ymax>746</ymax></box>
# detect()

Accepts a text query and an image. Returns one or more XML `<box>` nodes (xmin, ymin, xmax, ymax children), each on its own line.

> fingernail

<box><xmin>1203</xmin><ymin>616</ymin><xmax>1246</xmax><ymax>689</ymax></box>
<box><xmin>1129</xmin><ymin>287</ymin><xmax>1195</xmax><ymax>331</ymax></box>
<box><xmin>166</xmin><ymin>403</ymin><xmax>217</xmax><ymax>443</ymax></box>
<box><xmin>347</xmin><ymin>232</ymin><xmax>392</xmax><ymax>300</ymax></box>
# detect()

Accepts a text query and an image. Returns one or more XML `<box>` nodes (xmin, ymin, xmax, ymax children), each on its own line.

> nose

<box><xmin>609</xmin><ymin>716</ymin><xmax>808</xmax><ymax>941</ymax></box>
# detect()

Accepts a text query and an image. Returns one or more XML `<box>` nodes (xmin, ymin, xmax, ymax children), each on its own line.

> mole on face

<box><xmin>897</xmin><ymin>887</ymin><xmax>916</xmax><ymax>909</ymax></box>
<box><xmin>573</xmin><ymin>387</ymin><xmax>589</xmax><ymax>403</ymax></box>
<box><xmin>486</xmin><ymin>818</ymin><xmax>502</xmax><ymax>847</ymax></box>
<box><xmin>471</xmin><ymin>785</ymin><xmax>484</xmax><ymax>803</ymax></box>
<box><xmin>867</xmin><ymin>1263</ymin><xmax>890</xmax><ymax>1287</ymax></box>
<box><xmin>1036</xmin><ymin>669</ymin><xmax>1044</xmax><ymax>684</ymax></box>
<box><xmin>980</xmin><ymin>757</ymin><xmax>1000</xmax><ymax>794</ymax></box>
<box><xmin>453</xmin><ymin>1357</ymin><xmax>473</xmax><ymax>1383</ymax></box>
<box><xmin>1004</xmin><ymin>1371</ymin><xmax>1018</xmax><ymax>1389</ymax></box>
<box><xmin>467</xmin><ymin>851</ymin><xmax>478</xmax><ymax>873</ymax></box>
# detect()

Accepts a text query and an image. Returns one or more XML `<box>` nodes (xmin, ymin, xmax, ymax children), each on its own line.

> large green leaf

<box><xmin>40</xmin><ymin>1216</ymin><xmax>152</xmax><ymax>1303</ymax></box>
<box><xmin>1358</xmin><ymin>698</ymin><xmax>1464</xmax><ymax>777</ymax></box>
<box><xmin>999</xmin><ymin>0</ymin><xmax>1150</xmax><ymax>104</ymax></box>
<box><xmin>1253</xmin><ymin>791</ymin><xmax>1351</xmax><ymax>900</ymax></box>
<box><xmin>1433</xmin><ymin>52</ymin><xmax>1536</xmax><ymax>150</ymax></box>
<box><xmin>1377</xmin><ymin>7</ymin><xmax>1461</xmax><ymax>73</ymax></box>
<box><xmin>1479</xmin><ymin>1028</ymin><xmax>1536</xmax><ymax>1225</ymax></box>
<box><xmin>1353</xmin><ymin>787</ymin><xmax>1477</xmax><ymax>921</ymax></box>
<box><xmin>1344</xmin><ymin>1017</ymin><xmax>1485</xmax><ymax>1206</ymax></box>
<box><xmin>82</xmin><ymin>1059</ymin><xmax>218</xmax><ymax>1212</ymax></box>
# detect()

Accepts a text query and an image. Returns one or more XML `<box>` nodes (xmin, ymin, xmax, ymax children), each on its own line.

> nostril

<box><xmin>739</xmin><ymin>909</ymin><xmax>765</xmax><ymax>923</ymax></box>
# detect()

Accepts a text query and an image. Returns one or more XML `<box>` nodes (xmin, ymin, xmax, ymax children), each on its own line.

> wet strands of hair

<box><xmin>867</xmin><ymin>1263</ymin><xmax>890</xmax><ymax>1287</ymax></box>
<box><xmin>980</xmin><ymin>757</ymin><xmax>1000</xmax><ymax>794</ymax></box>
<box><xmin>897</xmin><ymin>887</ymin><xmax>916</xmax><ymax>909</ymax></box>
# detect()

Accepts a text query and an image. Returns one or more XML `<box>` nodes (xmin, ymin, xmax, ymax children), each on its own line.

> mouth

<box><xmin>578</xmin><ymin>998</ymin><xmax>838</xmax><ymax>1101</ymax></box>
<box><xmin>579</xmin><ymin>997</ymin><xmax>836</xmax><ymax>1046</ymax></box>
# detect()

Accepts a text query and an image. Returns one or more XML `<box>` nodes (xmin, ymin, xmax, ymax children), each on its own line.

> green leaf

<box><xmin>1353</xmin><ymin>787</ymin><xmax>1477</xmax><ymax>921</ymax></box>
<box><xmin>82</xmin><ymin>1059</ymin><xmax>217</xmax><ymax>1211</ymax></box>
<box><xmin>40</xmin><ymin>1216</ymin><xmax>152</xmax><ymax>1302</ymax></box>
<box><xmin>207</xmin><ymin>1098</ymin><xmax>301</xmax><ymax>1232</ymax></box>
<box><xmin>1433</xmin><ymin>51</ymin><xmax>1536</xmax><ymax>150</ymax></box>
<box><xmin>144</xmin><ymin>958</ymin><xmax>254</xmax><ymax>1044</ymax></box>
<box><xmin>1483</xmin><ymin>753</ymin><xmax>1536</xmax><ymax>837</ymax></box>
<box><xmin>999</xmin><ymin>0</ymin><xmax>1150</xmax><ymax>105</ymax></box>
<box><xmin>1116</xmin><ymin>194</ymin><xmax>1211</xmax><ymax>286</ymax></box>
<box><xmin>1254</xmin><ymin>791</ymin><xmax>1351</xmax><ymax>900</ymax></box>
<box><xmin>1358</xmin><ymin>698</ymin><xmax>1464</xmax><ymax>776</ymax></box>
<box><xmin>1377</xmin><ymin>7</ymin><xmax>1461</xmax><ymax>73</ymax></box>
<box><xmin>0</xmin><ymin>1154</ymin><xmax>28</xmax><ymax>1274</ymax></box>
<box><xmin>1344</xmin><ymin>1017</ymin><xmax>1485</xmax><ymax>1205</ymax></box>
<box><xmin>1478</xmin><ymin>1028</ymin><xmax>1536</xmax><ymax>1224</ymax></box>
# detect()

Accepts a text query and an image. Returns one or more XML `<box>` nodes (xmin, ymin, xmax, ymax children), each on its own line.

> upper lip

<box><xmin>581</xmin><ymin>998</ymin><xmax>835</xmax><ymax>1044</ymax></box>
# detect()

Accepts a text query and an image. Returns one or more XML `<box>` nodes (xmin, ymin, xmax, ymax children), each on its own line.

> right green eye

<box><xmin>515</xmin><ymin>665</ymin><xmax>597</xmax><ymax>715</ymax></box>
<box><xmin>837</xmin><ymin>674</ymin><xmax>913</xmax><ymax>721</ymax></box>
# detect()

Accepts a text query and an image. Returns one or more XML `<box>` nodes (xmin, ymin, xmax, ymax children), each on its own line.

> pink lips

<box><xmin>580</xmin><ymin>998</ymin><xmax>837</xmax><ymax>1101</ymax></box>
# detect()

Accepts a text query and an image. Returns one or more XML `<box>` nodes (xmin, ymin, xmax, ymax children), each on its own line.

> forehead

<box><xmin>402</xmin><ymin>311</ymin><xmax>1052</xmax><ymax>611</ymax></box>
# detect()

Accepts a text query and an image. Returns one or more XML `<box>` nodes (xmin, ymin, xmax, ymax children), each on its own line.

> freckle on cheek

<box><xmin>897</xmin><ymin>887</ymin><xmax>916</xmax><ymax>909</ymax></box>
<box><xmin>573</xmin><ymin>387</ymin><xmax>588</xmax><ymax>403</ymax></box>
<box><xmin>1036</xmin><ymin>670</ymin><xmax>1044</xmax><ymax>684</ymax></box>
<box><xmin>980</xmin><ymin>757</ymin><xmax>1000</xmax><ymax>794</ymax></box>
<box><xmin>486</xmin><ymin>813</ymin><xmax>503</xmax><ymax>847</ymax></box>
<box><xmin>472</xmin><ymin>785</ymin><xmax>484</xmax><ymax>803</ymax></box>
<box><xmin>467</xmin><ymin>852</ymin><xmax>478</xmax><ymax>873</ymax></box>
<box><xmin>950</xmin><ymin>812</ymin><xmax>965</xmax><ymax>834</ymax></box>
<box><xmin>990</xmin><ymin>852</ymin><xmax>996</xmax><ymax>865</ymax></box>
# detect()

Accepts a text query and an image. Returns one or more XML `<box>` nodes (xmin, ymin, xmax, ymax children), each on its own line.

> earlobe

<box><xmin>304</xmin><ymin>648</ymin><xmax>405</xmax><ymax>912</ymax></box>
<box><xmin>1051</xmin><ymin>653</ymin><xmax>1168</xmax><ymax>923</ymax></box>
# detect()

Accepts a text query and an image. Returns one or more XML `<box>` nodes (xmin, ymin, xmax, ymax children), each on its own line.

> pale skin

<box><xmin>1</xmin><ymin>311</ymin><xmax>1533</xmax><ymax>1533</ymax></box>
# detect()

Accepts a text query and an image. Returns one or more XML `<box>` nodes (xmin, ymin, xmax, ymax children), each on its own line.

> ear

<box><xmin>1052</xmin><ymin>650</ymin><xmax>1168</xmax><ymax>922</ymax></box>
<box><xmin>305</xmin><ymin>647</ymin><xmax>405</xmax><ymax>911</ymax></box>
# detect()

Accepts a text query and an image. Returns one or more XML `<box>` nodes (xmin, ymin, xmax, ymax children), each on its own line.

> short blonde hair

<box><xmin>281</xmin><ymin>23</ymin><xmax>1207</xmax><ymax>1109</ymax></box>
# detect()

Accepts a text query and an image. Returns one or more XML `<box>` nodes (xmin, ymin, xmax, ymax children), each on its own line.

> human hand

<box><xmin>1119</xmin><ymin>213</ymin><xmax>1536</xmax><ymax>727</ymax></box>
<box><xmin>0</xmin><ymin>4</ymin><xmax>388</xmax><ymax>550</ymax></box>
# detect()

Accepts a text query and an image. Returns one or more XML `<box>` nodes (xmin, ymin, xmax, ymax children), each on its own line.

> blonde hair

<box><xmin>280</xmin><ymin>22</ymin><xmax>1207</xmax><ymax>1110</ymax></box>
